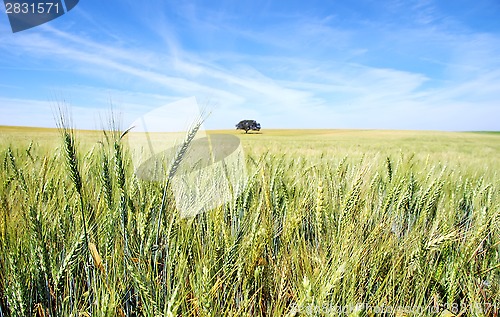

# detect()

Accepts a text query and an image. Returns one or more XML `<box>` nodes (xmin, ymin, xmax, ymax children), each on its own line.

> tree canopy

<box><xmin>236</xmin><ymin>120</ymin><xmax>261</xmax><ymax>133</ymax></box>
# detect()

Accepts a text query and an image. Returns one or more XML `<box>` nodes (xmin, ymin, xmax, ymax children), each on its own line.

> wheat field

<box><xmin>0</xmin><ymin>125</ymin><xmax>499</xmax><ymax>316</ymax></box>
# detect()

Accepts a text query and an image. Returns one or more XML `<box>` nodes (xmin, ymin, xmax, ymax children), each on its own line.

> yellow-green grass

<box><xmin>4</xmin><ymin>126</ymin><xmax>499</xmax><ymax>159</ymax></box>
<box><xmin>0</xmin><ymin>125</ymin><xmax>499</xmax><ymax>316</ymax></box>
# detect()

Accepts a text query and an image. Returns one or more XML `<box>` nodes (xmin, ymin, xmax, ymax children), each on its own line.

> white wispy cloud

<box><xmin>0</xmin><ymin>1</ymin><xmax>499</xmax><ymax>130</ymax></box>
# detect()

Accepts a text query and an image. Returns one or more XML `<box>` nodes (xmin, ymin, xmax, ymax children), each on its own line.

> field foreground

<box><xmin>0</xmin><ymin>126</ymin><xmax>499</xmax><ymax>316</ymax></box>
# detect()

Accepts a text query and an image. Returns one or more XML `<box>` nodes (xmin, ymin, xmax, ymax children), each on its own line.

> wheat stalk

<box><xmin>154</xmin><ymin>118</ymin><xmax>205</xmax><ymax>251</ymax></box>
<box><xmin>315</xmin><ymin>178</ymin><xmax>325</xmax><ymax>240</ymax></box>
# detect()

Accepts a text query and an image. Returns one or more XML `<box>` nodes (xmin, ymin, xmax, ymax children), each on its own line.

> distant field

<box><xmin>3</xmin><ymin>125</ymin><xmax>500</xmax><ymax>156</ymax></box>
<box><xmin>2</xmin><ymin>125</ymin><xmax>499</xmax><ymax>173</ymax></box>
<box><xmin>1</xmin><ymin>125</ymin><xmax>499</xmax><ymax>316</ymax></box>
<box><xmin>468</xmin><ymin>131</ymin><xmax>500</xmax><ymax>135</ymax></box>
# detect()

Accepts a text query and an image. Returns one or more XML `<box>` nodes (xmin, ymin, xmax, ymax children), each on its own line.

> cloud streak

<box><xmin>0</xmin><ymin>1</ymin><xmax>499</xmax><ymax>130</ymax></box>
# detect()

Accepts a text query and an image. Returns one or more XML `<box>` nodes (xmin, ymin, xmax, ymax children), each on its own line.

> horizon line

<box><xmin>0</xmin><ymin>124</ymin><xmax>499</xmax><ymax>134</ymax></box>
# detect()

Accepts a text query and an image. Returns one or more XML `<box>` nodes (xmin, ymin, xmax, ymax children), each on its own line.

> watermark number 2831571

<box><xmin>3</xmin><ymin>0</ymin><xmax>79</xmax><ymax>33</ymax></box>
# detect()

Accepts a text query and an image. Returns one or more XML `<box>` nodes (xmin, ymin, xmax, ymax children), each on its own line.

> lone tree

<box><xmin>236</xmin><ymin>120</ymin><xmax>261</xmax><ymax>133</ymax></box>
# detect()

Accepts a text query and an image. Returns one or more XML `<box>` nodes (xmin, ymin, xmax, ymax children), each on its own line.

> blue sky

<box><xmin>1</xmin><ymin>0</ymin><xmax>499</xmax><ymax>130</ymax></box>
